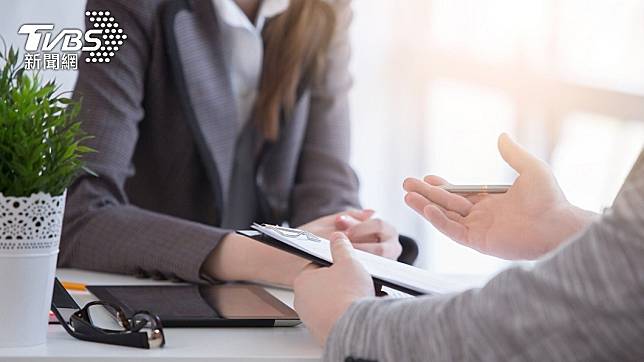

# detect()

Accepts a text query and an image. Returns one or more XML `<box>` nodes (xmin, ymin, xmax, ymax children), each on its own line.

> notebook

<box><xmin>238</xmin><ymin>224</ymin><xmax>486</xmax><ymax>296</ymax></box>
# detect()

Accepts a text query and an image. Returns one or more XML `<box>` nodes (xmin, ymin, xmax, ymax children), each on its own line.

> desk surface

<box><xmin>0</xmin><ymin>269</ymin><xmax>322</xmax><ymax>362</ymax></box>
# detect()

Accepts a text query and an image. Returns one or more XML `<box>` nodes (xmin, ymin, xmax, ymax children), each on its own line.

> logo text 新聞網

<box><xmin>17</xmin><ymin>10</ymin><xmax>128</xmax><ymax>71</ymax></box>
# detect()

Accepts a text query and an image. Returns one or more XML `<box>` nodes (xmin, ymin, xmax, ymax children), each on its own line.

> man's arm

<box><xmin>325</xmin><ymin>151</ymin><xmax>644</xmax><ymax>361</ymax></box>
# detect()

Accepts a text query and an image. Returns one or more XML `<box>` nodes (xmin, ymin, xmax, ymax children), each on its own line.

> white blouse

<box><xmin>211</xmin><ymin>0</ymin><xmax>290</xmax><ymax>126</ymax></box>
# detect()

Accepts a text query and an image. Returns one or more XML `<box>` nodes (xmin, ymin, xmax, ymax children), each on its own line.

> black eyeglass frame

<box><xmin>50</xmin><ymin>278</ymin><xmax>165</xmax><ymax>349</ymax></box>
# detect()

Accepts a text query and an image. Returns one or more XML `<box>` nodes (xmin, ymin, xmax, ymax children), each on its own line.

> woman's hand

<box><xmin>202</xmin><ymin>209</ymin><xmax>401</xmax><ymax>287</ymax></box>
<box><xmin>403</xmin><ymin>133</ymin><xmax>597</xmax><ymax>260</ymax></box>
<box><xmin>294</xmin><ymin>232</ymin><xmax>374</xmax><ymax>345</ymax></box>
<box><xmin>299</xmin><ymin>209</ymin><xmax>402</xmax><ymax>260</ymax></box>
<box><xmin>298</xmin><ymin>209</ymin><xmax>374</xmax><ymax>240</ymax></box>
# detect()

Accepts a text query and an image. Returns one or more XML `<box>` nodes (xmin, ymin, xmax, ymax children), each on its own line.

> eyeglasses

<box><xmin>260</xmin><ymin>224</ymin><xmax>323</xmax><ymax>242</ymax></box>
<box><xmin>50</xmin><ymin>278</ymin><xmax>165</xmax><ymax>349</ymax></box>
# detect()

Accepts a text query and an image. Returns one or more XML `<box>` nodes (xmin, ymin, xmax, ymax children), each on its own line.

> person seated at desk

<box><xmin>60</xmin><ymin>0</ymin><xmax>409</xmax><ymax>287</ymax></box>
<box><xmin>294</xmin><ymin>134</ymin><xmax>644</xmax><ymax>361</ymax></box>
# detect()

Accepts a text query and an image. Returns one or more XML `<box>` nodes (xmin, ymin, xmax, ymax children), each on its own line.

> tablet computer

<box><xmin>86</xmin><ymin>284</ymin><xmax>300</xmax><ymax>327</ymax></box>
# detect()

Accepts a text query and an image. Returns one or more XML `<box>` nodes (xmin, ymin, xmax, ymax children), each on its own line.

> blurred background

<box><xmin>2</xmin><ymin>0</ymin><xmax>643</xmax><ymax>278</ymax></box>
<box><xmin>349</xmin><ymin>0</ymin><xmax>644</xmax><ymax>276</ymax></box>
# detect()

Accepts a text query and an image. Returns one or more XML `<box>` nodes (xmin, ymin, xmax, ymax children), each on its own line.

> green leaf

<box><xmin>8</xmin><ymin>47</ymin><xmax>16</xmax><ymax>65</ymax></box>
<box><xmin>0</xmin><ymin>43</ymin><xmax>94</xmax><ymax>197</ymax></box>
<box><xmin>58</xmin><ymin>97</ymin><xmax>75</xmax><ymax>105</ymax></box>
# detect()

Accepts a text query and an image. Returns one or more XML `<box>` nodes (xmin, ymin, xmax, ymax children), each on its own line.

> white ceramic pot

<box><xmin>0</xmin><ymin>192</ymin><xmax>66</xmax><ymax>348</ymax></box>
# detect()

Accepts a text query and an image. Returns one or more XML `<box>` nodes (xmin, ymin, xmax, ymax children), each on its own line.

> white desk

<box><xmin>0</xmin><ymin>269</ymin><xmax>323</xmax><ymax>361</ymax></box>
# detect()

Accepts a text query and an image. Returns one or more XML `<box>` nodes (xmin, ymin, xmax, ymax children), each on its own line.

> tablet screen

<box><xmin>86</xmin><ymin>284</ymin><xmax>299</xmax><ymax>327</ymax></box>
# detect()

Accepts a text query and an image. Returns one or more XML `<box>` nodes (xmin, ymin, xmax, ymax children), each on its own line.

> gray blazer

<box><xmin>326</xmin><ymin>149</ymin><xmax>644</xmax><ymax>362</ymax></box>
<box><xmin>59</xmin><ymin>0</ymin><xmax>360</xmax><ymax>282</ymax></box>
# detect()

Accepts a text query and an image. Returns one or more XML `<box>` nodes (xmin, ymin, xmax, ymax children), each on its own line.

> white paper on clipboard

<box><xmin>252</xmin><ymin>224</ymin><xmax>486</xmax><ymax>295</ymax></box>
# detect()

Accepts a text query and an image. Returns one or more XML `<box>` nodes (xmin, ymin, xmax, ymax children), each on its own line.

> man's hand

<box><xmin>293</xmin><ymin>232</ymin><xmax>375</xmax><ymax>345</ymax></box>
<box><xmin>299</xmin><ymin>210</ymin><xmax>402</xmax><ymax>260</ymax></box>
<box><xmin>403</xmin><ymin>133</ymin><xmax>597</xmax><ymax>260</ymax></box>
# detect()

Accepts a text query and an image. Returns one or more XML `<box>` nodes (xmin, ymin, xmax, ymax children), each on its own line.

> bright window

<box><xmin>350</xmin><ymin>0</ymin><xmax>644</xmax><ymax>276</ymax></box>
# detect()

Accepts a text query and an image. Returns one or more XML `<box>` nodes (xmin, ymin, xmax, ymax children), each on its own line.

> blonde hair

<box><xmin>253</xmin><ymin>0</ymin><xmax>336</xmax><ymax>140</ymax></box>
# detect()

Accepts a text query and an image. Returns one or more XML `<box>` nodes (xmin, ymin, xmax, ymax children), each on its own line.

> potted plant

<box><xmin>0</xmin><ymin>45</ymin><xmax>91</xmax><ymax>347</ymax></box>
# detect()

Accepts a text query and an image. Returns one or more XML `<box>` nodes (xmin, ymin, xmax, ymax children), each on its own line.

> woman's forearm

<box><xmin>202</xmin><ymin>233</ymin><xmax>309</xmax><ymax>287</ymax></box>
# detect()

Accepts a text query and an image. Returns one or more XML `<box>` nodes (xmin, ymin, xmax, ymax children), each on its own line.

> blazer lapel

<box><xmin>163</xmin><ymin>0</ymin><xmax>239</xmax><ymax>224</ymax></box>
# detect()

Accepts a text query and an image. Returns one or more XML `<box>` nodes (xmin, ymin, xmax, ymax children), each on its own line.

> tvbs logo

<box><xmin>18</xmin><ymin>10</ymin><xmax>127</xmax><ymax>68</ymax></box>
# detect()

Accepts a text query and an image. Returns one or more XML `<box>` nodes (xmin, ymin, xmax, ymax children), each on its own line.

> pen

<box><xmin>61</xmin><ymin>281</ymin><xmax>87</xmax><ymax>291</ymax></box>
<box><xmin>440</xmin><ymin>185</ymin><xmax>511</xmax><ymax>194</ymax></box>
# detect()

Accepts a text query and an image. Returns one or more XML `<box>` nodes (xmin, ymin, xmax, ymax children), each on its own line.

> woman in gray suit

<box><xmin>60</xmin><ymin>0</ymin><xmax>407</xmax><ymax>286</ymax></box>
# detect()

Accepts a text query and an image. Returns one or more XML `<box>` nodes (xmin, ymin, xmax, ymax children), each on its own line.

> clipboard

<box><xmin>238</xmin><ymin>224</ymin><xmax>482</xmax><ymax>296</ymax></box>
<box><xmin>238</xmin><ymin>229</ymin><xmax>422</xmax><ymax>296</ymax></box>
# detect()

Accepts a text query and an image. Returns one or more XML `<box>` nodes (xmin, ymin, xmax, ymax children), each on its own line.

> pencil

<box><xmin>61</xmin><ymin>281</ymin><xmax>87</xmax><ymax>291</ymax></box>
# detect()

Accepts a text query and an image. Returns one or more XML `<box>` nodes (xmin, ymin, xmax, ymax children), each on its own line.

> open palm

<box><xmin>403</xmin><ymin>134</ymin><xmax>595</xmax><ymax>260</ymax></box>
